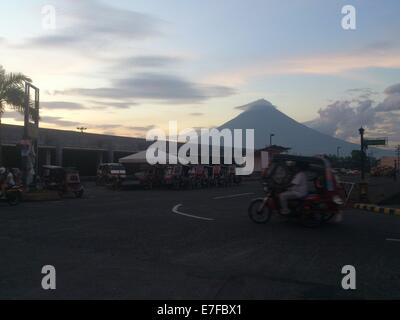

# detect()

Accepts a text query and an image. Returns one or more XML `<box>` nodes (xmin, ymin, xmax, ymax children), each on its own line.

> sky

<box><xmin>0</xmin><ymin>0</ymin><xmax>399</xmax><ymax>146</ymax></box>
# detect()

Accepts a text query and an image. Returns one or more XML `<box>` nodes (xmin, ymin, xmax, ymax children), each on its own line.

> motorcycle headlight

<box><xmin>333</xmin><ymin>196</ymin><xmax>344</xmax><ymax>205</ymax></box>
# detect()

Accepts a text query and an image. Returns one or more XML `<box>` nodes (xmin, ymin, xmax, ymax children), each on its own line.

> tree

<box><xmin>0</xmin><ymin>65</ymin><xmax>32</xmax><ymax>165</ymax></box>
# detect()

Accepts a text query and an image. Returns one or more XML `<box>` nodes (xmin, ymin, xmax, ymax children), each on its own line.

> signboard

<box><xmin>364</xmin><ymin>138</ymin><xmax>387</xmax><ymax>146</ymax></box>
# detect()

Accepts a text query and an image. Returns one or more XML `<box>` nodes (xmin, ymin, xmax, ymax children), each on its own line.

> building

<box><xmin>254</xmin><ymin>145</ymin><xmax>291</xmax><ymax>172</ymax></box>
<box><xmin>1</xmin><ymin>124</ymin><xmax>151</xmax><ymax>176</ymax></box>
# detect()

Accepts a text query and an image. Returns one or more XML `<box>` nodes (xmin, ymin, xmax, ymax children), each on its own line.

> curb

<box><xmin>23</xmin><ymin>190</ymin><xmax>61</xmax><ymax>202</ymax></box>
<box><xmin>354</xmin><ymin>203</ymin><xmax>400</xmax><ymax>216</ymax></box>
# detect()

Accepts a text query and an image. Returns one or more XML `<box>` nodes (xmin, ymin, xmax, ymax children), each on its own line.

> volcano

<box><xmin>218</xmin><ymin>99</ymin><xmax>363</xmax><ymax>156</ymax></box>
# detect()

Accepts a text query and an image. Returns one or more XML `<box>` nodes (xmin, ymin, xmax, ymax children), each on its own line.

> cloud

<box><xmin>384</xmin><ymin>83</ymin><xmax>400</xmax><ymax>95</ymax></box>
<box><xmin>41</xmin><ymin>100</ymin><xmax>138</xmax><ymax>111</ymax></box>
<box><xmin>375</xmin><ymin>83</ymin><xmax>400</xmax><ymax>112</ymax></box>
<box><xmin>376</xmin><ymin>95</ymin><xmax>400</xmax><ymax>112</ymax></box>
<box><xmin>41</xmin><ymin>101</ymin><xmax>86</xmax><ymax>110</ymax></box>
<box><xmin>90</xmin><ymin>101</ymin><xmax>138</xmax><ymax>109</ymax></box>
<box><xmin>28</xmin><ymin>35</ymin><xmax>79</xmax><ymax>48</ymax></box>
<box><xmin>25</xmin><ymin>0</ymin><xmax>162</xmax><ymax>50</ymax></box>
<box><xmin>115</xmin><ymin>55</ymin><xmax>181</xmax><ymax>68</ymax></box>
<box><xmin>85</xmin><ymin>124</ymin><xmax>156</xmax><ymax>134</ymax></box>
<box><xmin>128</xmin><ymin>125</ymin><xmax>156</xmax><ymax>132</ymax></box>
<box><xmin>92</xmin><ymin>124</ymin><xmax>121</xmax><ymax>130</ymax></box>
<box><xmin>207</xmin><ymin>46</ymin><xmax>400</xmax><ymax>85</ymax></box>
<box><xmin>235</xmin><ymin>99</ymin><xmax>276</xmax><ymax>111</ymax></box>
<box><xmin>2</xmin><ymin>108</ymin><xmax>154</xmax><ymax>136</ymax></box>
<box><xmin>346</xmin><ymin>88</ymin><xmax>379</xmax><ymax>100</ymax></box>
<box><xmin>3</xmin><ymin>112</ymin><xmax>83</xmax><ymax>130</ymax></box>
<box><xmin>59</xmin><ymin>73</ymin><xmax>236</xmax><ymax>103</ymax></box>
<box><xmin>189</xmin><ymin>113</ymin><xmax>204</xmax><ymax>116</ymax></box>
<box><xmin>2</xmin><ymin>110</ymin><xmax>23</xmax><ymax>121</ymax></box>
<box><xmin>41</xmin><ymin>116</ymin><xmax>81</xmax><ymax>127</ymax></box>
<box><xmin>305</xmin><ymin>84</ymin><xmax>400</xmax><ymax>145</ymax></box>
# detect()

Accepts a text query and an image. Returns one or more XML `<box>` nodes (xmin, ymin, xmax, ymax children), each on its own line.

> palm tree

<box><xmin>0</xmin><ymin>65</ymin><xmax>32</xmax><ymax>165</ymax></box>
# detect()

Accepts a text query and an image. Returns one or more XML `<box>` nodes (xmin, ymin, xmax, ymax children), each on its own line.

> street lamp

<box><xmin>269</xmin><ymin>133</ymin><xmax>275</xmax><ymax>146</ymax></box>
<box><xmin>359</xmin><ymin>127</ymin><xmax>366</xmax><ymax>181</ymax></box>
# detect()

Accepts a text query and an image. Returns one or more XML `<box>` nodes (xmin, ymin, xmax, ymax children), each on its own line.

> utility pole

<box><xmin>397</xmin><ymin>145</ymin><xmax>400</xmax><ymax>169</ymax></box>
<box><xmin>396</xmin><ymin>145</ymin><xmax>400</xmax><ymax>180</ymax></box>
<box><xmin>359</xmin><ymin>127</ymin><xmax>366</xmax><ymax>181</ymax></box>
<box><xmin>337</xmin><ymin>146</ymin><xmax>341</xmax><ymax>158</ymax></box>
<box><xmin>358</xmin><ymin>127</ymin><xmax>369</xmax><ymax>202</ymax></box>
<box><xmin>22</xmin><ymin>81</ymin><xmax>40</xmax><ymax>188</ymax></box>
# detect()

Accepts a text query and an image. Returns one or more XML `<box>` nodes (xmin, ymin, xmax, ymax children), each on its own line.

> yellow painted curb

<box><xmin>354</xmin><ymin>203</ymin><xmax>400</xmax><ymax>216</ymax></box>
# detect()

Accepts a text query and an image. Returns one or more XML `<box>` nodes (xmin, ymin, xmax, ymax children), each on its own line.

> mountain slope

<box><xmin>218</xmin><ymin>99</ymin><xmax>363</xmax><ymax>156</ymax></box>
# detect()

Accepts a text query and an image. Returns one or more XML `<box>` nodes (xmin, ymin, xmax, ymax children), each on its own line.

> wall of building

<box><xmin>1</xmin><ymin>124</ymin><xmax>151</xmax><ymax>176</ymax></box>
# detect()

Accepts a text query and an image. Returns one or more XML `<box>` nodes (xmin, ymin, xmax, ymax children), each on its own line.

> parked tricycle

<box><xmin>135</xmin><ymin>165</ymin><xmax>165</xmax><ymax>189</ymax></box>
<box><xmin>42</xmin><ymin>165</ymin><xmax>84</xmax><ymax>198</ymax></box>
<box><xmin>96</xmin><ymin>163</ymin><xmax>127</xmax><ymax>189</ymax></box>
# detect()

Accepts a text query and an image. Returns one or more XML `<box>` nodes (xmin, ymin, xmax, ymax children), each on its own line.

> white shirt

<box><xmin>289</xmin><ymin>172</ymin><xmax>308</xmax><ymax>197</ymax></box>
<box><xmin>6</xmin><ymin>172</ymin><xmax>15</xmax><ymax>186</ymax></box>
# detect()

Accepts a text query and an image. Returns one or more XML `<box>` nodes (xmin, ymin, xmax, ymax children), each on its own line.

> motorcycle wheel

<box><xmin>7</xmin><ymin>192</ymin><xmax>21</xmax><ymax>206</ymax></box>
<box><xmin>300</xmin><ymin>211</ymin><xmax>323</xmax><ymax>228</ymax></box>
<box><xmin>248</xmin><ymin>199</ymin><xmax>271</xmax><ymax>224</ymax></box>
<box><xmin>321</xmin><ymin>212</ymin><xmax>336</xmax><ymax>222</ymax></box>
<box><xmin>74</xmin><ymin>190</ymin><xmax>84</xmax><ymax>198</ymax></box>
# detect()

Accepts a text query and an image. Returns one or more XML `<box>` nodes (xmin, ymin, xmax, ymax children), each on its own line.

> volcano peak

<box><xmin>237</xmin><ymin>99</ymin><xmax>277</xmax><ymax>112</ymax></box>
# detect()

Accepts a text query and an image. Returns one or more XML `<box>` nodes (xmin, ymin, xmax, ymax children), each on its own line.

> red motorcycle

<box><xmin>249</xmin><ymin>155</ymin><xmax>344</xmax><ymax>228</ymax></box>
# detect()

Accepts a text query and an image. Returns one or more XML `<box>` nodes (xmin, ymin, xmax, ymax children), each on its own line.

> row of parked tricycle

<box><xmin>96</xmin><ymin>163</ymin><xmax>242</xmax><ymax>190</ymax></box>
<box><xmin>0</xmin><ymin>165</ymin><xmax>85</xmax><ymax>206</ymax></box>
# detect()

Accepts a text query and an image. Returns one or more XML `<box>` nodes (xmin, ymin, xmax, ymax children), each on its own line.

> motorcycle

<box><xmin>249</xmin><ymin>155</ymin><xmax>344</xmax><ymax>228</ymax></box>
<box><xmin>0</xmin><ymin>185</ymin><xmax>23</xmax><ymax>206</ymax></box>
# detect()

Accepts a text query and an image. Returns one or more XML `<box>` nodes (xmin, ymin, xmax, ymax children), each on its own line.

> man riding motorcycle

<box><xmin>0</xmin><ymin>167</ymin><xmax>16</xmax><ymax>198</ymax></box>
<box><xmin>279</xmin><ymin>162</ymin><xmax>309</xmax><ymax>215</ymax></box>
<box><xmin>0</xmin><ymin>167</ymin><xmax>6</xmax><ymax>195</ymax></box>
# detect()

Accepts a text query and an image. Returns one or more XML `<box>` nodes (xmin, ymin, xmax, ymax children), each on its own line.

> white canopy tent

<box><xmin>119</xmin><ymin>151</ymin><xmax>149</xmax><ymax>164</ymax></box>
<box><xmin>119</xmin><ymin>150</ymin><xmax>191</xmax><ymax>165</ymax></box>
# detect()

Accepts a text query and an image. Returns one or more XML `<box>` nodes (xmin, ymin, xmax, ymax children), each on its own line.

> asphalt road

<box><xmin>1</xmin><ymin>181</ymin><xmax>400</xmax><ymax>300</ymax></box>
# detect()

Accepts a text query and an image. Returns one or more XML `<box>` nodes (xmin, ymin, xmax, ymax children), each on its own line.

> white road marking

<box><xmin>172</xmin><ymin>204</ymin><xmax>214</xmax><ymax>221</ymax></box>
<box><xmin>386</xmin><ymin>238</ymin><xmax>400</xmax><ymax>242</ymax></box>
<box><xmin>213</xmin><ymin>193</ymin><xmax>255</xmax><ymax>200</ymax></box>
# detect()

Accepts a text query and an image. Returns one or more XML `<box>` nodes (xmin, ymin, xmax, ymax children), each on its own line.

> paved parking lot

<box><xmin>1</xmin><ymin>181</ymin><xmax>400</xmax><ymax>299</ymax></box>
